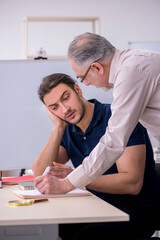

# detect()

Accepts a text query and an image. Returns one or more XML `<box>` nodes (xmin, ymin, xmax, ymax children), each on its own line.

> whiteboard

<box><xmin>0</xmin><ymin>59</ymin><xmax>113</xmax><ymax>170</ymax></box>
<box><xmin>128</xmin><ymin>41</ymin><xmax>160</xmax><ymax>52</ymax></box>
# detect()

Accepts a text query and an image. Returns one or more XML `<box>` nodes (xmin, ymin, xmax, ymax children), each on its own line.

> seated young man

<box><xmin>33</xmin><ymin>73</ymin><xmax>160</xmax><ymax>240</ymax></box>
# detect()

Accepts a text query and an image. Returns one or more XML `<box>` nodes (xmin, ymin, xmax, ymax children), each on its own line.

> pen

<box><xmin>34</xmin><ymin>166</ymin><xmax>50</xmax><ymax>193</ymax></box>
<box><xmin>43</xmin><ymin>166</ymin><xmax>50</xmax><ymax>175</ymax></box>
<box><xmin>0</xmin><ymin>170</ymin><xmax>2</xmax><ymax>188</ymax></box>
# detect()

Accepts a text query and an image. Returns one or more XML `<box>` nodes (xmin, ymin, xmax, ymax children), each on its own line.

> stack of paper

<box><xmin>13</xmin><ymin>188</ymin><xmax>91</xmax><ymax>199</ymax></box>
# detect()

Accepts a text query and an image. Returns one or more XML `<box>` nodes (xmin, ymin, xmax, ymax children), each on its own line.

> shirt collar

<box><xmin>71</xmin><ymin>99</ymin><xmax>103</xmax><ymax>135</ymax></box>
<box><xmin>108</xmin><ymin>48</ymin><xmax>122</xmax><ymax>86</ymax></box>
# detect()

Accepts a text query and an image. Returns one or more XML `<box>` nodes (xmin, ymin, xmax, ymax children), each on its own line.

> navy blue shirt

<box><xmin>61</xmin><ymin>99</ymin><xmax>160</xmax><ymax>208</ymax></box>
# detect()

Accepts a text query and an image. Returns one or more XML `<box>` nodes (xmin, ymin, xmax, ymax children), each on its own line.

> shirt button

<box><xmin>83</xmin><ymin>136</ymin><xmax>86</xmax><ymax>140</ymax></box>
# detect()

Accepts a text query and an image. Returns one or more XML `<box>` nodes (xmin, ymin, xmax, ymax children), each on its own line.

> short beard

<box><xmin>75</xmin><ymin>99</ymin><xmax>85</xmax><ymax>125</ymax></box>
<box><xmin>65</xmin><ymin>97</ymin><xmax>85</xmax><ymax>125</ymax></box>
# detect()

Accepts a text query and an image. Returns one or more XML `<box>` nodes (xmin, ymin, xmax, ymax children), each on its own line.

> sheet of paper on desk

<box><xmin>13</xmin><ymin>188</ymin><xmax>91</xmax><ymax>199</ymax></box>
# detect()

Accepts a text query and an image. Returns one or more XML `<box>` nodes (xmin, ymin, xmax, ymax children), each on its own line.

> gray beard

<box><xmin>100</xmin><ymin>87</ymin><xmax>111</xmax><ymax>92</ymax></box>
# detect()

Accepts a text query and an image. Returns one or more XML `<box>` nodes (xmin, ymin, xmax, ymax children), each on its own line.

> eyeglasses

<box><xmin>79</xmin><ymin>58</ymin><xmax>101</xmax><ymax>83</ymax></box>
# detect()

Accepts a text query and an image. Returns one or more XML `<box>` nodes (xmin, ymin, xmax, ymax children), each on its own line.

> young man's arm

<box><xmin>32</xmin><ymin>108</ymin><xmax>69</xmax><ymax>177</ymax></box>
<box><xmin>44</xmin><ymin>144</ymin><xmax>146</xmax><ymax>195</ymax></box>
<box><xmin>87</xmin><ymin>144</ymin><xmax>146</xmax><ymax>195</ymax></box>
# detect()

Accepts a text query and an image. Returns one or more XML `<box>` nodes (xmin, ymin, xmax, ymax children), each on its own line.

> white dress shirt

<box><xmin>67</xmin><ymin>48</ymin><xmax>160</xmax><ymax>188</ymax></box>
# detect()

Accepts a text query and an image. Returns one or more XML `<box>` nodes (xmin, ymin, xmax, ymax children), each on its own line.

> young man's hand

<box><xmin>46</xmin><ymin>106</ymin><xmax>68</xmax><ymax>129</ymax></box>
<box><xmin>49</xmin><ymin>162</ymin><xmax>73</xmax><ymax>179</ymax></box>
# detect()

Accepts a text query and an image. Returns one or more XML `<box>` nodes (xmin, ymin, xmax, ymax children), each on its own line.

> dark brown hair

<box><xmin>38</xmin><ymin>73</ymin><xmax>76</xmax><ymax>103</ymax></box>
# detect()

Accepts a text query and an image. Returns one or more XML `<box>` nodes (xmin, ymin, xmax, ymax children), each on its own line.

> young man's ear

<box><xmin>74</xmin><ymin>84</ymin><xmax>83</xmax><ymax>97</ymax></box>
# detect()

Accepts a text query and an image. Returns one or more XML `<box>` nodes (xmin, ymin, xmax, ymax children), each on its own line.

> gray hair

<box><xmin>67</xmin><ymin>32</ymin><xmax>115</xmax><ymax>67</ymax></box>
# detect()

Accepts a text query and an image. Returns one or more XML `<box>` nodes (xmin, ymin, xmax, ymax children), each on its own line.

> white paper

<box><xmin>13</xmin><ymin>188</ymin><xmax>89</xmax><ymax>198</ymax></box>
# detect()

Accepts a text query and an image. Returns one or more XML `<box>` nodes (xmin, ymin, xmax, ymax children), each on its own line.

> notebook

<box><xmin>18</xmin><ymin>181</ymin><xmax>34</xmax><ymax>190</ymax></box>
<box><xmin>13</xmin><ymin>188</ymin><xmax>91</xmax><ymax>199</ymax></box>
<box><xmin>2</xmin><ymin>175</ymin><xmax>34</xmax><ymax>185</ymax></box>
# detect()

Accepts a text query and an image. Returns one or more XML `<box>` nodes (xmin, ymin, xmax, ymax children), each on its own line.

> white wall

<box><xmin>0</xmin><ymin>0</ymin><xmax>160</xmax><ymax>60</ymax></box>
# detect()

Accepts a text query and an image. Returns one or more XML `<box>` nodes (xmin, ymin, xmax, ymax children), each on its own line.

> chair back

<box><xmin>154</xmin><ymin>163</ymin><xmax>160</xmax><ymax>230</ymax></box>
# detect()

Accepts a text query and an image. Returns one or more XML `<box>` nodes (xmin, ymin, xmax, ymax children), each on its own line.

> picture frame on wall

<box><xmin>22</xmin><ymin>17</ymin><xmax>100</xmax><ymax>59</ymax></box>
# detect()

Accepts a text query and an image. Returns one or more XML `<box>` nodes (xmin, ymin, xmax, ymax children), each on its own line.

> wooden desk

<box><xmin>0</xmin><ymin>185</ymin><xmax>129</xmax><ymax>226</ymax></box>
